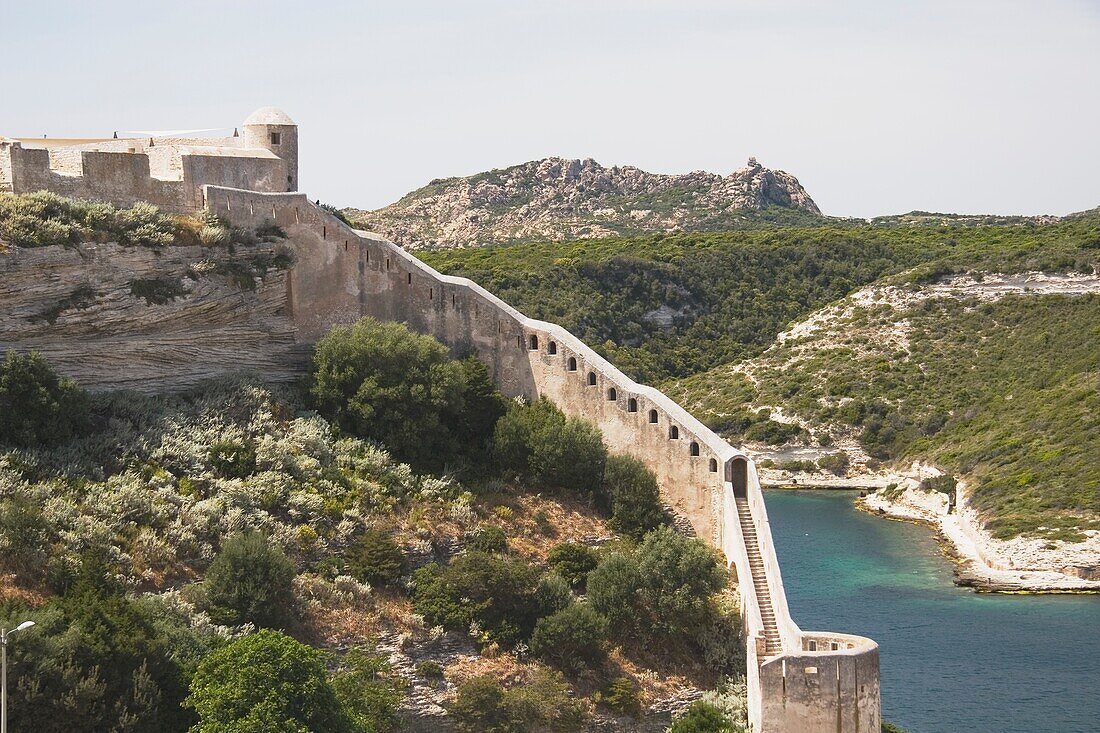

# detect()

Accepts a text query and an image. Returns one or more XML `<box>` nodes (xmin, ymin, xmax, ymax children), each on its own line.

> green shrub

<box><xmin>602</xmin><ymin>455</ymin><xmax>666</xmax><ymax>538</ymax></box>
<box><xmin>669</xmin><ymin>700</ymin><xmax>736</xmax><ymax>732</ymax></box>
<box><xmin>816</xmin><ymin>452</ymin><xmax>850</xmax><ymax>475</ymax></box>
<box><xmin>530</xmin><ymin>603</ymin><xmax>608</xmax><ymax>671</ymax></box>
<box><xmin>411</xmin><ymin>551</ymin><xmax>557</xmax><ymax>646</ymax></box>
<box><xmin>450</xmin><ymin>670</ymin><xmax>586</xmax><ymax>733</ymax></box>
<box><xmin>588</xmin><ymin>527</ymin><xmax>726</xmax><ymax>637</ymax></box>
<box><xmin>0</xmin><ymin>191</ymin><xmax>176</xmax><ymax>248</ymax></box>
<box><xmin>546</xmin><ymin>542</ymin><xmax>599</xmax><ymax>588</ymax></box>
<box><xmin>331</xmin><ymin>647</ymin><xmax>406</xmax><ymax>733</ymax></box>
<box><xmin>882</xmin><ymin>723</ymin><xmax>908</xmax><ymax>733</ymax></box>
<box><xmin>130</xmin><ymin>276</ymin><xmax>188</xmax><ymax>305</ymax></box>
<box><xmin>0</xmin><ymin>494</ymin><xmax>52</xmax><ymax>580</ymax></box>
<box><xmin>205</xmin><ymin>531</ymin><xmax>296</xmax><ymax>628</ymax></box>
<box><xmin>0</xmin><ymin>350</ymin><xmax>88</xmax><ymax>448</ymax></box>
<box><xmin>415</xmin><ymin>660</ymin><xmax>444</xmax><ymax>680</ymax></box>
<box><xmin>468</xmin><ymin>524</ymin><xmax>508</xmax><ymax>553</ymax></box>
<box><xmin>598</xmin><ymin>676</ymin><xmax>642</xmax><ymax>717</ymax></box>
<box><xmin>187</xmin><ymin>630</ymin><xmax>354</xmax><ymax>733</ymax></box>
<box><xmin>309</xmin><ymin>318</ymin><xmax>503</xmax><ymax>471</ymax></box>
<box><xmin>347</xmin><ymin>530</ymin><xmax>406</xmax><ymax>585</ymax></box>
<box><xmin>208</xmin><ymin>440</ymin><xmax>257</xmax><ymax>479</ymax></box>
<box><xmin>494</xmin><ymin>398</ymin><xmax>607</xmax><ymax>495</ymax></box>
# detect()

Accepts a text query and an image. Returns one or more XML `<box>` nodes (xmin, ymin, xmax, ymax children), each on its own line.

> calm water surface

<box><xmin>764</xmin><ymin>490</ymin><xmax>1100</xmax><ymax>733</ymax></box>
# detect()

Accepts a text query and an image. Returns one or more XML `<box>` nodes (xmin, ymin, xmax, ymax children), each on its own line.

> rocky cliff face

<box><xmin>0</xmin><ymin>240</ymin><xmax>304</xmax><ymax>392</ymax></box>
<box><xmin>347</xmin><ymin>157</ymin><xmax>821</xmax><ymax>249</ymax></box>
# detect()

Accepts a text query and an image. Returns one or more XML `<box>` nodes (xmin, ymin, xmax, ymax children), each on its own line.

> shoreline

<box><xmin>856</xmin><ymin>486</ymin><xmax>1100</xmax><ymax>594</ymax></box>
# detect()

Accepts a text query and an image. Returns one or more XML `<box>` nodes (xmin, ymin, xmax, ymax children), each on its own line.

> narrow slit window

<box><xmin>430</xmin><ymin>288</ymin><xmax>434</xmax><ymax>300</ymax></box>
<box><xmin>567</xmin><ymin>357</ymin><xmax>577</xmax><ymax>371</ymax></box>
<box><xmin>648</xmin><ymin>409</ymin><xmax>658</xmax><ymax>424</ymax></box>
<box><xmin>669</xmin><ymin>425</ymin><xmax>679</xmax><ymax>439</ymax></box>
<box><xmin>709</xmin><ymin>458</ymin><xmax>718</xmax><ymax>472</ymax></box>
<box><xmin>607</xmin><ymin>387</ymin><xmax>617</xmax><ymax>401</ymax></box>
<box><xmin>386</xmin><ymin>258</ymin><xmax>391</xmax><ymax>270</ymax></box>
<box><xmin>587</xmin><ymin>372</ymin><xmax>597</xmax><ymax>386</ymax></box>
<box><xmin>322</xmin><ymin>226</ymin><xmax>327</xmax><ymax>239</ymax></box>
<box><xmin>690</xmin><ymin>441</ymin><xmax>700</xmax><ymax>456</ymax></box>
<box><xmin>452</xmin><ymin>293</ymin><xmax>456</xmax><ymax>307</ymax></box>
<box><xmin>547</xmin><ymin>341</ymin><xmax>557</xmax><ymax>354</ymax></box>
<box><xmin>407</xmin><ymin>272</ymin><xmax>412</xmax><ymax>285</ymax></box>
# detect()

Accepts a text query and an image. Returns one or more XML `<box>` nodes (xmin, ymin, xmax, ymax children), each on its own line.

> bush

<box><xmin>450</xmin><ymin>670</ymin><xmax>586</xmax><ymax>733</ymax></box>
<box><xmin>309</xmin><ymin>318</ymin><xmax>504</xmax><ymax>471</ymax></box>
<box><xmin>411</xmin><ymin>551</ymin><xmax>557</xmax><ymax>645</ymax></box>
<box><xmin>602</xmin><ymin>455</ymin><xmax>666</xmax><ymax>538</ymax></box>
<box><xmin>187</xmin><ymin>630</ymin><xmax>354</xmax><ymax>733</ymax></box>
<box><xmin>415</xmin><ymin>660</ymin><xmax>444</xmax><ymax>680</ymax></box>
<box><xmin>0</xmin><ymin>191</ymin><xmax>176</xmax><ymax>248</ymax></box>
<box><xmin>331</xmin><ymin>647</ymin><xmax>406</xmax><ymax>733</ymax></box>
<box><xmin>347</xmin><ymin>529</ymin><xmax>406</xmax><ymax>585</ymax></box>
<box><xmin>816</xmin><ymin>452</ymin><xmax>850</xmax><ymax>475</ymax></box>
<box><xmin>205</xmin><ymin>531</ymin><xmax>296</xmax><ymax>628</ymax></box>
<box><xmin>529</xmin><ymin>603</ymin><xmax>608</xmax><ymax>671</ymax></box>
<box><xmin>208</xmin><ymin>439</ymin><xmax>257</xmax><ymax>479</ymax></box>
<box><xmin>588</xmin><ymin>527</ymin><xmax>726</xmax><ymax>637</ymax></box>
<box><xmin>881</xmin><ymin>722</ymin><xmax>908</xmax><ymax>733</ymax></box>
<box><xmin>0</xmin><ymin>494</ymin><xmax>52</xmax><ymax>581</ymax></box>
<box><xmin>493</xmin><ymin>398</ymin><xmax>607</xmax><ymax>496</ymax></box>
<box><xmin>669</xmin><ymin>700</ymin><xmax>736</xmax><ymax>733</ymax></box>
<box><xmin>0</xmin><ymin>351</ymin><xmax>88</xmax><ymax>448</ymax></box>
<box><xmin>598</xmin><ymin>676</ymin><xmax>641</xmax><ymax>717</ymax></box>
<box><xmin>546</xmin><ymin>542</ymin><xmax>599</xmax><ymax>588</ymax></box>
<box><xmin>468</xmin><ymin>524</ymin><xmax>508</xmax><ymax>553</ymax></box>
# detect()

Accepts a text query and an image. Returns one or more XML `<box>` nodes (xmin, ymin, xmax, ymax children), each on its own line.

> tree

<box><xmin>450</xmin><ymin>670</ymin><xmax>586</xmax><ymax>733</ymax></box>
<box><xmin>493</xmin><ymin>398</ymin><xmax>607</xmax><ymax>496</ymax></box>
<box><xmin>205</xmin><ymin>532</ymin><xmax>296</xmax><ymax>628</ymax></box>
<box><xmin>0</xmin><ymin>350</ymin><xmax>88</xmax><ymax>448</ymax></box>
<box><xmin>330</xmin><ymin>647</ymin><xmax>405</xmax><ymax>733</ymax></box>
<box><xmin>602</xmin><ymin>455</ymin><xmax>666</xmax><ymax>538</ymax></box>
<box><xmin>669</xmin><ymin>700</ymin><xmax>736</xmax><ymax>733</ymax></box>
<box><xmin>411</xmin><ymin>551</ymin><xmax>561</xmax><ymax>646</ymax></box>
<box><xmin>308</xmin><ymin>318</ymin><xmax>468</xmax><ymax>470</ymax></box>
<box><xmin>546</xmin><ymin>543</ymin><xmax>599</xmax><ymax>589</ymax></box>
<box><xmin>529</xmin><ymin>602</ymin><xmax>608</xmax><ymax>671</ymax></box>
<box><xmin>186</xmin><ymin>630</ymin><xmax>354</xmax><ymax>733</ymax></box>
<box><xmin>346</xmin><ymin>530</ymin><xmax>406</xmax><ymax>585</ymax></box>
<box><xmin>587</xmin><ymin>527</ymin><xmax>726</xmax><ymax>637</ymax></box>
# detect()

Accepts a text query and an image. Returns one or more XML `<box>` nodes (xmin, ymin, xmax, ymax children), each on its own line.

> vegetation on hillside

<box><xmin>420</xmin><ymin>216</ymin><xmax>1098</xmax><ymax>382</ymax></box>
<box><xmin>0</xmin><ymin>321</ymin><xmax>744</xmax><ymax>731</ymax></box>
<box><xmin>0</xmin><ymin>190</ymin><xmax>286</xmax><ymax>250</ymax></box>
<box><xmin>668</xmin><ymin>294</ymin><xmax>1100</xmax><ymax>540</ymax></box>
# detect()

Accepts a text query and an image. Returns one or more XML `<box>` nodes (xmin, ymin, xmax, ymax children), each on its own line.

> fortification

<box><xmin>0</xmin><ymin>109</ymin><xmax>880</xmax><ymax>733</ymax></box>
<box><xmin>0</xmin><ymin>107</ymin><xmax>298</xmax><ymax>212</ymax></box>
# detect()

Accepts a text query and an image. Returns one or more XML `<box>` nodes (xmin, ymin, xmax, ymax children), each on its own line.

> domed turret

<box><xmin>242</xmin><ymin>107</ymin><xmax>298</xmax><ymax>191</ymax></box>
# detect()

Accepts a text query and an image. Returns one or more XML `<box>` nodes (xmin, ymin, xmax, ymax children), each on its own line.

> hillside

<box><xmin>345</xmin><ymin>157</ymin><xmax>822</xmax><ymax>249</ymax></box>
<box><xmin>420</xmin><ymin>215</ymin><xmax>1100</xmax><ymax>555</ymax></box>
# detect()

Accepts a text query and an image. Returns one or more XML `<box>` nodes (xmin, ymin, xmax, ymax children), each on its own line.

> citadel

<box><xmin>0</xmin><ymin>108</ymin><xmax>881</xmax><ymax>733</ymax></box>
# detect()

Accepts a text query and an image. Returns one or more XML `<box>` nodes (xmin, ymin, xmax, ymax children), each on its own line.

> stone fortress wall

<box><xmin>207</xmin><ymin>184</ymin><xmax>881</xmax><ymax>733</ymax></box>
<box><xmin>0</xmin><ymin>107</ymin><xmax>299</xmax><ymax>212</ymax></box>
<box><xmin>0</xmin><ymin>108</ymin><xmax>880</xmax><ymax>733</ymax></box>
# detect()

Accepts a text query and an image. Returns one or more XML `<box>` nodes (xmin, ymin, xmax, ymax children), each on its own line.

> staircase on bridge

<box><xmin>735</xmin><ymin>495</ymin><xmax>782</xmax><ymax>656</ymax></box>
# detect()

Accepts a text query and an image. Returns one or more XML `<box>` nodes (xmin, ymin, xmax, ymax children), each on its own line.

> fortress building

<box><xmin>0</xmin><ymin>108</ymin><xmax>880</xmax><ymax>733</ymax></box>
<box><xmin>0</xmin><ymin>107</ymin><xmax>299</xmax><ymax>211</ymax></box>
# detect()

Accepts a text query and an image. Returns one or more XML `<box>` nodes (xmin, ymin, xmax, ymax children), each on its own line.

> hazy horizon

<box><xmin>4</xmin><ymin>0</ymin><xmax>1098</xmax><ymax>218</ymax></box>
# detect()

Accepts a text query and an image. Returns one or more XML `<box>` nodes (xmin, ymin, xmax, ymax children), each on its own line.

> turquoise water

<box><xmin>764</xmin><ymin>490</ymin><xmax>1100</xmax><ymax>733</ymax></box>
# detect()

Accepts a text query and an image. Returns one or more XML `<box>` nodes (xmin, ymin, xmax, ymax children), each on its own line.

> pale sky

<box><xmin>4</xmin><ymin>0</ymin><xmax>1098</xmax><ymax>217</ymax></box>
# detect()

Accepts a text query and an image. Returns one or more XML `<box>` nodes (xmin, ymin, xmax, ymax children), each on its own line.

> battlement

<box><xmin>0</xmin><ymin>107</ymin><xmax>298</xmax><ymax>212</ymax></box>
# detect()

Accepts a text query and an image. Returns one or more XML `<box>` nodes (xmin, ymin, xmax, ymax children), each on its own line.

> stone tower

<box><xmin>242</xmin><ymin>107</ymin><xmax>298</xmax><ymax>191</ymax></box>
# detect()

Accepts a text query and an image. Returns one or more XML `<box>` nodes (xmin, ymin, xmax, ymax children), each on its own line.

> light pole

<box><xmin>1</xmin><ymin>621</ymin><xmax>34</xmax><ymax>733</ymax></box>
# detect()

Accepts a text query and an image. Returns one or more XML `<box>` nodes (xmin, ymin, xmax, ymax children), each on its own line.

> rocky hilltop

<box><xmin>346</xmin><ymin>157</ymin><xmax>821</xmax><ymax>249</ymax></box>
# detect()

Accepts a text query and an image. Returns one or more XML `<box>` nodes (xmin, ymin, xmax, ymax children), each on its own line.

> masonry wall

<box><xmin>3</xmin><ymin>143</ymin><xmax>286</xmax><ymax>212</ymax></box>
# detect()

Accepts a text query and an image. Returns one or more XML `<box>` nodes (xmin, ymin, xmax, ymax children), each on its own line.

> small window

<box><xmin>429</xmin><ymin>288</ymin><xmax>434</xmax><ymax>300</ymax></box>
<box><xmin>709</xmin><ymin>458</ymin><xmax>718</xmax><ymax>472</ymax></box>
<box><xmin>529</xmin><ymin>334</ymin><xmax>539</xmax><ymax>350</ymax></box>
<box><xmin>407</xmin><ymin>272</ymin><xmax>412</xmax><ymax>285</ymax></box>
<box><xmin>607</xmin><ymin>387</ymin><xmax>617</xmax><ymax>401</ymax></box>
<box><xmin>831</xmin><ymin>642</ymin><xmax>839</xmax><ymax>651</ymax></box>
<box><xmin>648</xmin><ymin>409</ymin><xmax>658</xmax><ymax>424</ymax></box>
<box><xmin>270</xmin><ymin>131</ymin><xmax>281</xmax><ymax>145</ymax></box>
<box><xmin>587</xmin><ymin>372</ymin><xmax>597</xmax><ymax>386</ymax></box>
<box><xmin>628</xmin><ymin>398</ymin><xmax>638</xmax><ymax>413</ymax></box>
<box><xmin>547</xmin><ymin>340</ymin><xmax>557</xmax><ymax>354</ymax></box>
<box><xmin>808</xmin><ymin>640</ymin><xmax>818</xmax><ymax>652</ymax></box>
<box><xmin>567</xmin><ymin>357</ymin><xmax>577</xmax><ymax>371</ymax></box>
<box><xmin>386</xmin><ymin>258</ymin><xmax>391</xmax><ymax>270</ymax></box>
<box><xmin>669</xmin><ymin>425</ymin><xmax>679</xmax><ymax>440</ymax></box>
<box><xmin>690</xmin><ymin>441</ymin><xmax>700</xmax><ymax>456</ymax></box>
<box><xmin>452</xmin><ymin>293</ymin><xmax>456</xmax><ymax>307</ymax></box>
